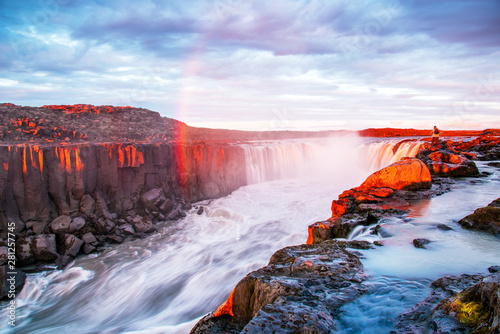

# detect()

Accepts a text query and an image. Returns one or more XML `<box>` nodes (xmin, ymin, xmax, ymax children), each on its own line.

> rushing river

<box><xmin>2</xmin><ymin>137</ymin><xmax>499</xmax><ymax>333</ymax></box>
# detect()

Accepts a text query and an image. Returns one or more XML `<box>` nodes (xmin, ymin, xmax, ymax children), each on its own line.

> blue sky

<box><xmin>1</xmin><ymin>0</ymin><xmax>499</xmax><ymax>130</ymax></box>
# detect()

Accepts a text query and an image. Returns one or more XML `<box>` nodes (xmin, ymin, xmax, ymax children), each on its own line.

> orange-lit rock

<box><xmin>360</xmin><ymin>157</ymin><xmax>431</xmax><ymax>191</ymax></box>
<box><xmin>418</xmin><ymin>151</ymin><xmax>479</xmax><ymax>177</ymax></box>
<box><xmin>307</xmin><ymin>221</ymin><xmax>333</xmax><ymax>244</ymax></box>
<box><xmin>331</xmin><ymin>198</ymin><xmax>349</xmax><ymax>217</ymax></box>
<box><xmin>212</xmin><ymin>289</ymin><xmax>235</xmax><ymax>317</ymax></box>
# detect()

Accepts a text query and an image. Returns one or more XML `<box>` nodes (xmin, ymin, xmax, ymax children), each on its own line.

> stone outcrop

<box><xmin>417</xmin><ymin>150</ymin><xmax>479</xmax><ymax>177</ymax></box>
<box><xmin>360</xmin><ymin>157</ymin><xmax>432</xmax><ymax>191</ymax></box>
<box><xmin>191</xmin><ymin>240</ymin><xmax>372</xmax><ymax>333</ymax></box>
<box><xmin>450</xmin><ymin>135</ymin><xmax>500</xmax><ymax>161</ymax></box>
<box><xmin>397</xmin><ymin>273</ymin><xmax>500</xmax><ymax>333</ymax></box>
<box><xmin>458</xmin><ymin>198</ymin><xmax>500</xmax><ymax>237</ymax></box>
<box><xmin>308</xmin><ymin>157</ymin><xmax>435</xmax><ymax>244</ymax></box>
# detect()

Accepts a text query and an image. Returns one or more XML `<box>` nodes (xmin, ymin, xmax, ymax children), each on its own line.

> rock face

<box><xmin>0</xmin><ymin>140</ymin><xmax>247</xmax><ymax>266</ymax></box>
<box><xmin>397</xmin><ymin>273</ymin><xmax>500</xmax><ymax>333</ymax></box>
<box><xmin>191</xmin><ymin>241</ymin><xmax>371</xmax><ymax>333</ymax></box>
<box><xmin>458</xmin><ymin>198</ymin><xmax>500</xmax><ymax>237</ymax></box>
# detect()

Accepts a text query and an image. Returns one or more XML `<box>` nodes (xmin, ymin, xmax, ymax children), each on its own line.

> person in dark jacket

<box><xmin>431</xmin><ymin>126</ymin><xmax>440</xmax><ymax>148</ymax></box>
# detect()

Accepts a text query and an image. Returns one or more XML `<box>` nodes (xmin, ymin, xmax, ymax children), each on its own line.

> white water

<box><xmin>2</xmin><ymin>137</ymin><xmax>499</xmax><ymax>334</ymax></box>
<box><xmin>360</xmin><ymin>139</ymin><xmax>424</xmax><ymax>171</ymax></box>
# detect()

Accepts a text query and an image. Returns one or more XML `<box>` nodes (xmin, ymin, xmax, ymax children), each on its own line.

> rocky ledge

<box><xmin>191</xmin><ymin>240</ymin><xmax>373</xmax><ymax>333</ymax></box>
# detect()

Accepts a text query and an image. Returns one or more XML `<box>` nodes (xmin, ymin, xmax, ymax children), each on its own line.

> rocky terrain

<box><xmin>193</xmin><ymin>138</ymin><xmax>500</xmax><ymax>333</ymax></box>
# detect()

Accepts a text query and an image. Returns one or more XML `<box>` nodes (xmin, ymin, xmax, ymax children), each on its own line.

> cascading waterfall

<box><xmin>243</xmin><ymin>141</ymin><xmax>323</xmax><ymax>184</ymax></box>
<box><xmin>244</xmin><ymin>138</ymin><xmax>425</xmax><ymax>184</ymax></box>
<box><xmin>361</xmin><ymin>139</ymin><xmax>424</xmax><ymax>172</ymax></box>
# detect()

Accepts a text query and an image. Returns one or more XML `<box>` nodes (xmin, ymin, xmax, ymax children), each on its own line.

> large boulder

<box><xmin>458</xmin><ymin>198</ymin><xmax>500</xmax><ymax>237</ymax></box>
<box><xmin>32</xmin><ymin>234</ymin><xmax>59</xmax><ymax>261</ymax></box>
<box><xmin>81</xmin><ymin>232</ymin><xmax>98</xmax><ymax>245</ymax></box>
<box><xmin>64</xmin><ymin>235</ymin><xmax>84</xmax><ymax>257</ymax></box>
<box><xmin>131</xmin><ymin>216</ymin><xmax>154</xmax><ymax>233</ymax></box>
<box><xmin>360</xmin><ymin>157</ymin><xmax>431</xmax><ymax>191</ymax></box>
<box><xmin>50</xmin><ymin>215</ymin><xmax>71</xmax><ymax>234</ymax></box>
<box><xmin>95</xmin><ymin>218</ymin><xmax>115</xmax><ymax>234</ymax></box>
<box><xmin>69</xmin><ymin>217</ymin><xmax>86</xmax><ymax>233</ymax></box>
<box><xmin>140</xmin><ymin>188</ymin><xmax>164</xmax><ymax>210</ymax></box>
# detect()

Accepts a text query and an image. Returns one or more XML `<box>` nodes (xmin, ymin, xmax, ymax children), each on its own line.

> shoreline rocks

<box><xmin>458</xmin><ymin>198</ymin><xmax>500</xmax><ymax>237</ymax></box>
<box><xmin>396</xmin><ymin>273</ymin><xmax>500</xmax><ymax>333</ymax></box>
<box><xmin>191</xmin><ymin>240</ymin><xmax>373</xmax><ymax>333</ymax></box>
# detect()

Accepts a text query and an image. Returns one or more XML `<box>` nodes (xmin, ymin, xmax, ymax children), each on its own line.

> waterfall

<box><xmin>361</xmin><ymin>140</ymin><xmax>424</xmax><ymax>172</ymax></box>
<box><xmin>244</xmin><ymin>141</ymin><xmax>323</xmax><ymax>184</ymax></box>
<box><xmin>243</xmin><ymin>138</ymin><xmax>425</xmax><ymax>185</ymax></box>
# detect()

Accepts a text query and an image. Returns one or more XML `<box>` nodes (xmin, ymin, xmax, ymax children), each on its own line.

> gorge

<box><xmin>1</xmin><ymin>104</ymin><xmax>500</xmax><ymax>333</ymax></box>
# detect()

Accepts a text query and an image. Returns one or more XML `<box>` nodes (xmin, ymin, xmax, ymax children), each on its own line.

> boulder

<box><xmin>131</xmin><ymin>216</ymin><xmax>154</xmax><ymax>233</ymax></box>
<box><xmin>83</xmin><ymin>244</ymin><xmax>96</xmax><ymax>254</ymax></box>
<box><xmin>107</xmin><ymin>235</ymin><xmax>123</xmax><ymax>243</ymax></box>
<box><xmin>95</xmin><ymin>218</ymin><xmax>115</xmax><ymax>234</ymax></box>
<box><xmin>32</xmin><ymin>222</ymin><xmax>47</xmax><ymax>235</ymax></box>
<box><xmin>64</xmin><ymin>235</ymin><xmax>84</xmax><ymax>257</ymax></box>
<box><xmin>50</xmin><ymin>215</ymin><xmax>71</xmax><ymax>234</ymax></box>
<box><xmin>32</xmin><ymin>234</ymin><xmax>59</xmax><ymax>261</ymax></box>
<box><xmin>81</xmin><ymin>232</ymin><xmax>98</xmax><ymax>245</ymax></box>
<box><xmin>413</xmin><ymin>238</ymin><xmax>432</xmax><ymax>249</ymax></box>
<box><xmin>79</xmin><ymin>194</ymin><xmax>96</xmax><ymax>216</ymax></box>
<box><xmin>158</xmin><ymin>199</ymin><xmax>174</xmax><ymax>215</ymax></box>
<box><xmin>15</xmin><ymin>236</ymin><xmax>35</xmax><ymax>266</ymax></box>
<box><xmin>117</xmin><ymin>224</ymin><xmax>135</xmax><ymax>235</ymax></box>
<box><xmin>360</xmin><ymin>157</ymin><xmax>431</xmax><ymax>191</ymax></box>
<box><xmin>140</xmin><ymin>188</ymin><xmax>165</xmax><ymax>211</ymax></box>
<box><xmin>458</xmin><ymin>198</ymin><xmax>500</xmax><ymax>237</ymax></box>
<box><xmin>69</xmin><ymin>217</ymin><xmax>86</xmax><ymax>233</ymax></box>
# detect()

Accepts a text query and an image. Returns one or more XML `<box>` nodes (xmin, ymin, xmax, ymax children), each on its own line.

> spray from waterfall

<box><xmin>243</xmin><ymin>137</ymin><xmax>425</xmax><ymax>184</ymax></box>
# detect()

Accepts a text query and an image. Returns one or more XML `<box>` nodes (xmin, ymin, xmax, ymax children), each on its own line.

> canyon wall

<box><xmin>0</xmin><ymin>142</ymin><xmax>247</xmax><ymax>236</ymax></box>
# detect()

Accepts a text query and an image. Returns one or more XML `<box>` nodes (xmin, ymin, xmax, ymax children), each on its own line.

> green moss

<box><xmin>444</xmin><ymin>296</ymin><xmax>490</xmax><ymax>328</ymax></box>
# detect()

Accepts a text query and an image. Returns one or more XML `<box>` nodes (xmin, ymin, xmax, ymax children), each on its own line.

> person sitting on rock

<box><xmin>431</xmin><ymin>126</ymin><xmax>440</xmax><ymax>148</ymax></box>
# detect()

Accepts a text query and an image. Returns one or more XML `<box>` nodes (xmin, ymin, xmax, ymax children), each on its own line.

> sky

<box><xmin>0</xmin><ymin>0</ymin><xmax>499</xmax><ymax>131</ymax></box>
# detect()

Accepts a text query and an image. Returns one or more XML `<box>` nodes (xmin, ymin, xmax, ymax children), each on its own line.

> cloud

<box><xmin>0</xmin><ymin>0</ymin><xmax>499</xmax><ymax>130</ymax></box>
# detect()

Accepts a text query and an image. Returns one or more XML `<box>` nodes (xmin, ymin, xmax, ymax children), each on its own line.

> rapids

<box><xmin>2</xmin><ymin>137</ymin><xmax>499</xmax><ymax>334</ymax></box>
